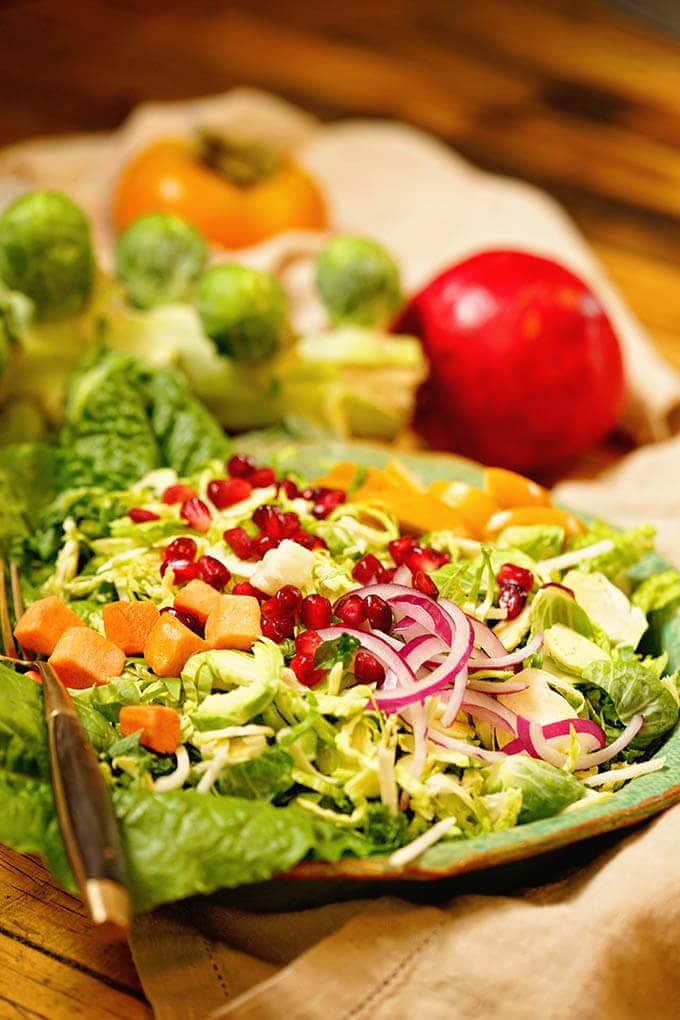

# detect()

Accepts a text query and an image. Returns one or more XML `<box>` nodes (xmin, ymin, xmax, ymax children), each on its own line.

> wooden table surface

<box><xmin>1</xmin><ymin>0</ymin><xmax>680</xmax><ymax>1015</ymax></box>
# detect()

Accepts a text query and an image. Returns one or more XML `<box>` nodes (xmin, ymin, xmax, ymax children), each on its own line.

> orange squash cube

<box><xmin>14</xmin><ymin>595</ymin><xmax>85</xmax><ymax>657</ymax></box>
<box><xmin>143</xmin><ymin>614</ymin><xmax>208</xmax><ymax>677</ymax></box>
<box><xmin>103</xmin><ymin>600</ymin><xmax>160</xmax><ymax>656</ymax></box>
<box><xmin>48</xmin><ymin>627</ymin><xmax>126</xmax><ymax>690</ymax></box>
<box><xmin>173</xmin><ymin>579</ymin><xmax>223</xmax><ymax>625</ymax></box>
<box><xmin>205</xmin><ymin>594</ymin><xmax>261</xmax><ymax>651</ymax></box>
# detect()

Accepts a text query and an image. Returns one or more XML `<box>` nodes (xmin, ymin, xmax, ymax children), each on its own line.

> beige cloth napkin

<box><xmin>130</xmin><ymin>803</ymin><xmax>680</xmax><ymax>1019</ymax></box>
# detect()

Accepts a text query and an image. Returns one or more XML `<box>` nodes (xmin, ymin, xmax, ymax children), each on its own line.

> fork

<box><xmin>0</xmin><ymin>558</ymin><xmax>131</xmax><ymax>933</ymax></box>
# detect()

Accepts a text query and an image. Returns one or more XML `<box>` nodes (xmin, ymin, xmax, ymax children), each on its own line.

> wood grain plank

<box><xmin>0</xmin><ymin>848</ymin><xmax>149</xmax><ymax>1011</ymax></box>
<box><xmin>0</xmin><ymin>928</ymin><xmax>150</xmax><ymax>1020</ymax></box>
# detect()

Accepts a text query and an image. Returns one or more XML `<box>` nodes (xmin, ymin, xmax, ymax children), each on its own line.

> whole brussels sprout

<box><xmin>196</xmin><ymin>264</ymin><xmax>289</xmax><ymax>362</ymax></box>
<box><xmin>315</xmin><ymin>234</ymin><xmax>402</xmax><ymax>327</ymax></box>
<box><xmin>115</xmin><ymin>212</ymin><xmax>207</xmax><ymax>310</ymax></box>
<box><xmin>0</xmin><ymin>191</ymin><xmax>94</xmax><ymax>321</ymax></box>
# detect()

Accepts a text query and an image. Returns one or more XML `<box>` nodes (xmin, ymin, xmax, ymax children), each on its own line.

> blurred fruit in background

<box><xmin>396</xmin><ymin>250</ymin><xmax>625</xmax><ymax>474</ymax></box>
<box><xmin>112</xmin><ymin>134</ymin><xmax>328</xmax><ymax>249</ymax></box>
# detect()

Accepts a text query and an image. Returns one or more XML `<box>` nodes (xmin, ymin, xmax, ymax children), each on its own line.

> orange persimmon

<box><xmin>484</xmin><ymin>506</ymin><xmax>585</xmax><ymax>540</ymax></box>
<box><xmin>482</xmin><ymin>468</ymin><xmax>551</xmax><ymax>510</ymax></box>
<box><xmin>113</xmin><ymin>137</ymin><xmax>327</xmax><ymax>249</ymax></box>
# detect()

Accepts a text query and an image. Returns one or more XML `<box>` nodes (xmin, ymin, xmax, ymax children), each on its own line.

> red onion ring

<box><xmin>468</xmin><ymin>632</ymin><xmax>543</xmax><ymax>671</ymax></box>
<box><xmin>459</xmin><ymin>690</ymin><xmax>519</xmax><ymax>736</ymax></box>
<box><xmin>429</xmin><ymin>730</ymin><xmax>507</xmax><ymax>762</ymax></box>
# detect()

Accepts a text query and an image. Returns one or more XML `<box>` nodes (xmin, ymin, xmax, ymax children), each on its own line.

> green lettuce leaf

<box><xmin>632</xmin><ymin>570</ymin><xmax>680</xmax><ymax>615</ymax></box>
<box><xmin>215</xmin><ymin>747</ymin><xmax>295</xmax><ymax>800</ymax></box>
<box><xmin>568</xmin><ymin>522</ymin><xmax>656</xmax><ymax>590</ymax></box>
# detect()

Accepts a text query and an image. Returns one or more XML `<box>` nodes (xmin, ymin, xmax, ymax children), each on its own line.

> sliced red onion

<box><xmin>543</xmin><ymin>718</ymin><xmax>606</xmax><ymax>749</ymax></box>
<box><xmin>461</xmin><ymin>611</ymin><xmax>508</xmax><ymax>658</ymax></box>
<box><xmin>460</xmin><ymin>690</ymin><xmax>519</xmax><ymax>736</ymax></box>
<box><xmin>429</xmin><ymin>730</ymin><xmax>507</xmax><ymax>762</ymax></box>
<box><xmin>315</xmin><ymin>626</ymin><xmax>418</xmax><ymax>694</ymax></box>
<box><xmin>468</xmin><ymin>631</ymin><xmax>543</xmax><ymax>671</ymax></box>
<box><xmin>574</xmin><ymin>715</ymin><xmax>643</xmax><ymax>770</ymax></box>
<box><xmin>440</xmin><ymin>666</ymin><xmax>468</xmax><ymax>728</ymax></box>
<box><xmin>400</xmin><ymin>634</ymin><xmax>447</xmax><ymax>671</ymax></box>
<box><xmin>392</xmin><ymin>564</ymin><xmax>413</xmax><ymax>586</ymax></box>
<box><xmin>506</xmin><ymin>715</ymin><xmax>640</xmax><ymax>771</ymax></box>
<box><xmin>407</xmin><ymin>702</ymin><xmax>428</xmax><ymax>779</ymax></box>
<box><xmin>467</xmin><ymin>678</ymin><xmax>530</xmax><ymax>695</ymax></box>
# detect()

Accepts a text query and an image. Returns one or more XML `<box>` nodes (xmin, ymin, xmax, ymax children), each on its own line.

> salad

<box><xmin>3</xmin><ymin>362</ymin><xmax>680</xmax><ymax>912</ymax></box>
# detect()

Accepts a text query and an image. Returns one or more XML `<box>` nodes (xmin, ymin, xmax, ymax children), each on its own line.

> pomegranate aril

<box><xmin>388</xmin><ymin>536</ymin><xmax>416</xmax><ymax>565</ymax></box>
<box><xmin>227</xmin><ymin>453</ymin><xmax>256</xmax><ymax>478</ymax></box>
<box><xmin>382</xmin><ymin>566</ymin><xmax>396</xmax><ymax>582</ymax></box>
<box><xmin>292</xmin><ymin>531</ymin><xmax>327</xmax><ymax>551</ymax></box>
<box><xmin>499</xmin><ymin>583</ymin><xmax>527</xmax><ymax>620</ymax></box>
<box><xmin>161</xmin><ymin>558</ymin><xmax>202</xmax><ymax>584</ymax></box>
<box><xmin>301</xmin><ymin>594</ymin><xmax>332</xmax><ymax>630</ymax></box>
<box><xmin>249</xmin><ymin>466</ymin><xmax>276</xmax><ymax>488</ymax></box>
<box><xmin>279</xmin><ymin>479</ymin><xmax>300</xmax><ymax>499</ymax></box>
<box><xmin>262</xmin><ymin>585</ymin><xmax>303</xmax><ymax>621</ymax></box>
<box><xmin>405</xmin><ymin>546</ymin><xmax>449</xmax><ymax>574</ymax></box>
<box><xmin>334</xmin><ymin>594</ymin><xmax>367</xmax><ymax>627</ymax></box>
<box><xmin>208</xmin><ymin>478</ymin><xmax>252</xmax><ymax>509</ymax></box>
<box><xmin>364</xmin><ymin>594</ymin><xmax>394</xmax><ymax>633</ymax></box>
<box><xmin>261</xmin><ymin>617</ymin><xmax>290</xmax><ymax>643</ymax></box>
<box><xmin>311</xmin><ymin>489</ymin><xmax>346</xmax><ymax>520</ymax></box>
<box><xmin>198</xmin><ymin>555</ymin><xmax>231</xmax><ymax>590</ymax></box>
<box><xmin>497</xmin><ymin>562</ymin><xmax>534</xmax><ymax>593</ymax></box>
<box><xmin>413</xmin><ymin>570</ymin><xmax>439</xmax><ymax>598</ymax></box>
<box><xmin>290</xmin><ymin>652</ymin><xmax>326</xmax><ymax>688</ymax></box>
<box><xmin>160</xmin><ymin>605</ymin><xmax>204</xmax><ymax>636</ymax></box>
<box><xmin>232</xmin><ymin>581</ymin><xmax>267</xmax><ymax>601</ymax></box>
<box><xmin>252</xmin><ymin>533</ymin><xmax>278</xmax><ymax>559</ymax></box>
<box><xmin>281</xmin><ymin>511</ymin><xmax>301</xmax><ymax>537</ymax></box>
<box><xmin>180</xmin><ymin>497</ymin><xmax>212</xmax><ymax>533</ymax></box>
<box><xmin>162</xmin><ymin>484</ymin><xmax>197</xmax><ymax>505</ymax></box>
<box><xmin>128</xmin><ymin>508</ymin><xmax>160</xmax><ymax>523</ymax></box>
<box><xmin>295</xmin><ymin>629</ymin><xmax>323</xmax><ymax>655</ymax></box>
<box><xmin>252</xmin><ymin>504</ymin><xmax>286</xmax><ymax>537</ymax></box>
<box><xmin>353</xmin><ymin>650</ymin><xmax>385</xmax><ymax>686</ymax></box>
<box><xmin>164</xmin><ymin>536</ymin><xmax>198</xmax><ymax>562</ymax></box>
<box><xmin>223</xmin><ymin>526</ymin><xmax>253</xmax><ymax>559</ymax></box>
<box><xmin>352</xmin><ymin>554</ymin><xmax>384</xmax><ymax>584</ymax></box>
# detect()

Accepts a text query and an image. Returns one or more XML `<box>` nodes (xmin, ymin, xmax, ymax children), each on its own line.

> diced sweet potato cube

<box><xmin>205</xmin><ymin>594</ymin><xmax>261</xmax><ymax>651</ymax></box>
<box><xmin>173</xmin><ymin>580</ymin><xmax>223</xmax><ymax>625</ymax></box>
<box><xmin>14</xmin><ymin>595</ymin><xmax>85</xmax><ymax>657</ymax></box>
<box><xmin>48</xmin><ymin>627</ymin><xmax>126</xmax><ymax>690</ymax></box>
<box><xmin>143</xmin><ymin>614</ymin><xmax>208</xmax><ymax>677</ymax></box>
<box><xmin>103</xmin><ymin>600</ymin><xmax>160</xmax><ymax>656</ymax></box>
<box><xmin>119</xmin><ymin>705</ymin><xmax>181</xmax><ymax>755</ymax></box>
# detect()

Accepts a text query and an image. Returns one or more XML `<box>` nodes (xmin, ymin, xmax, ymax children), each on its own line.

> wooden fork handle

<box><xmin>45</xmin><ymin>695</ymin><xmax>131</xmax><ymax>931</ymax></box>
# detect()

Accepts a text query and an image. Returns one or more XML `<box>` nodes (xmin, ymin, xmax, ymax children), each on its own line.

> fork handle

<box><xmin>46</xmin><ymin>703</ymin><xmax>131</xmax><ymax>930</ymax></box>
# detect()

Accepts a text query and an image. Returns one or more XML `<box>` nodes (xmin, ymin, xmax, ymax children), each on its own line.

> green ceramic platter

<box><xmin>231</xmin><ymin>432</ymin><xmax>680</xmax><ymax>899</ymax></box>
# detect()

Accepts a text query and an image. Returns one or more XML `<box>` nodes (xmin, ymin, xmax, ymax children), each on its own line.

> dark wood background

<box><xmin>2</xmin><ymin>0</ymin><xmax>680</xmax><ymax>370</ymax></box>
<box><xmin>0</xmin><ymin>0</ymin><xmax>679</xmax><ymax>1015</ymax></box>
